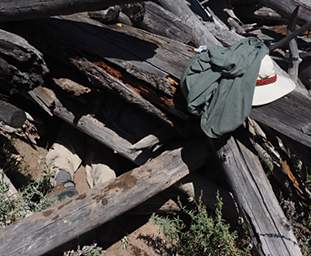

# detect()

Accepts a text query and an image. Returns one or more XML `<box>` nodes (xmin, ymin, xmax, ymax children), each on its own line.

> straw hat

<box><xmin>252</xmin><ymin>55</ymin><xmax>296</xmax><ymax>106</ymax></box>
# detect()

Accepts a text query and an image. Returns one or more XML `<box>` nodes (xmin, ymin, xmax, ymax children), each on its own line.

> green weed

<box><xmin>0</xmin><ymin>171</ymin><xmax>53</xmax><ymax>227</ymax></box>
<box><xmin>63</xmin><ymin>244</ymin><xmax>104</xmax><ymax>256</ymax></box>
<box><xmin>152</xmin><ymin>194</ymin><xmax>251</xmax><ymax>256</ymax></box>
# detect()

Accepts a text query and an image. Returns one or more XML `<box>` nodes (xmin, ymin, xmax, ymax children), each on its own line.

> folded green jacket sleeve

<box><xmin>181</xmin><ymin>37</ymin><xmax>268</xmax><ymax>138</ymax></box>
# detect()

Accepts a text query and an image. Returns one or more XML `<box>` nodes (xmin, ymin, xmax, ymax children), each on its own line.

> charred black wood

<box><xmin>0</xmin><ymin>29</ymin><xmax>48</xmax><ymax>91</ymax></box>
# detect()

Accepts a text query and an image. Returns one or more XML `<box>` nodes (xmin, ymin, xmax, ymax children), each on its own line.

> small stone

<box><xmin>86</xmin><ymin>164</ymin><xmax>116</xmax><ymax>189</ymax></box>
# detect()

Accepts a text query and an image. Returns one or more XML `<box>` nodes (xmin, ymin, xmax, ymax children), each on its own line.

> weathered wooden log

<box><xmin>216</xmin><ymin>131</ymin><xmax>302</xmax><ymax>256</ymax></box>
<box><xmin>70</xmin><ymin>58</ymin><xmax>175</xmax><ymax>125</ymax></box>
<box><xmin>0</xmin><ymin>141</ymin><xmax>208</xmax><ymax>256</ymax></box>
<box><xmin>257</xmin><ymin>0</ymin><xmax>311</xmax><ymax>23</ymax></box>
<box><xmin>251</xmin><ymin>90</ymin><xmax>311</xmax><ymax>149</ymax></box>
<box><xmin>0</xmin><ymin>29</ymin><xmax>48</xmax><ymax>91</ymax></box>
<box><xmin>53</xmin><ymin>78</ymin><xmax>91</xmax><ymax>96</ymax></box>
<box><xmin>29</xmin><ymin>86</ymin><xmax>156</xmax><ymax>165</ymax></box>
<box><xmin>139</xmin><ymin>1</ymin><xmax>193</xmax><ymax>43</ymax></box>
<box><xmin>0</xmin><ymin>0</ymin><xmax>146</xmax><ymax>22</ymax></box>
<box><xmin>190</xmin><ymin>0</ymin><xmax>244</xmax><ymax>46</ymax></box>
<box><xmin>0</xmin><ymin>100</ymin><xmax>26</xmax><ymax>128</ymax></box>
<box><xmin>157</xmin><ymin>0</ymin><xmax>221</xmax><ymax>46</ymax></box>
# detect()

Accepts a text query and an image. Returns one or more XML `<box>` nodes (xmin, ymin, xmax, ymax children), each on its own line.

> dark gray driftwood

<box><xmin>0</xmin><ymin>29</ymin><xmax>48</xmax><ymax>90</ymax></box>
<box><xmin>0</xmin><ymin>141</ymin><xmax>208</xmax><ymax>256</ymax></box>
<box><xmin>0</xmin><ymin>0</ymin><xmax>145</xmax><ymax>22</ymax></box>
<box><xmin>0</xmin><ymin>100</ymin><xmax>26</xmax><ymax>128</ymax></box>
<box><xmin>217</xmin><ymin>133</ymin><xmax>302</xmax><ymax>256</ymax></box>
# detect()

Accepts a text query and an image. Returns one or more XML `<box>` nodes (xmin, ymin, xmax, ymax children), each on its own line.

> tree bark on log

<box><xmin>216</xmin><ymin>132</ymin><xmax>302</xmax><ymax>256</ymax></box>
<box><xmin>0</xmin><ymin>141</ymin><xmax>208</xmax><ymax>256</ymax></box>
<box><xmin>0</xmin><ymin>0</ymin><xmax>145</xmax><ymax>22</ymax></box>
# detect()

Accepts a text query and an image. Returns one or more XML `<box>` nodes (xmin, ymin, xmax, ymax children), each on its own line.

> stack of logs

<box><xmin>0</xmin><ymin>0</ymin><xmax>311</xmax><ymax>255</ymax></box>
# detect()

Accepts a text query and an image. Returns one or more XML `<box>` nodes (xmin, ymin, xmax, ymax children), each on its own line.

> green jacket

<box><xmin>181</xmin><ymin>37</ymin><xmax>268</xmax><ymax>138</ymax></box>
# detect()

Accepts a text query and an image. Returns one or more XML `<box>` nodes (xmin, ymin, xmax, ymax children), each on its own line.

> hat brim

<box><xmin>252</xmin><ymin>73</ymin><xmax>296</xmax><ymax>106</ymax></box>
